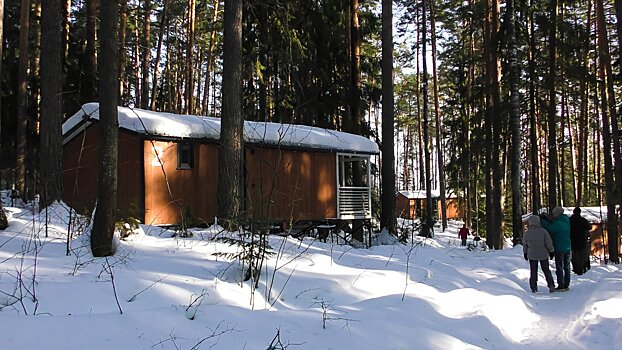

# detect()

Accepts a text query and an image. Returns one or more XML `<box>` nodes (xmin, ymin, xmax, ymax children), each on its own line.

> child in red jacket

<box><xmin>458</xmin><ymin>224</ymin><xmax>469</xmax><ymax>246</ymax></box>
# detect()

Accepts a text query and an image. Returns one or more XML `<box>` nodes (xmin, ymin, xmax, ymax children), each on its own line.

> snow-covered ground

<box><xmin>0</xmin><ymin>201</ymin><xmax>620</xmax><ymax>349</ymax></box>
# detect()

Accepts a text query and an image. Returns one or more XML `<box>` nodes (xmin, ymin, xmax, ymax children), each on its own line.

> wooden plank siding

<box><xmin>589</xmin><ymin>224</ymin><xmax>622</xmax><ymax>259</ymax></box>
<box><xmin>64</xmin><ymin>122</ymin><xmax>344</xmax><ymax>226</ymax></box>
<box><xmin>395</xmin><ymin>193</ymin><xmax>463</xmax><ymax>221</ymax></box>
<box><xmin>396</xmin><ymin>196</ymin><xmax>415</xmax><ymax>219</ymax></box>
<box><xmin>62</xmin><ymin>126</ymin><xmax>144</xmax><ymax>219</ymax></box>
<box><xmin>143</xmin><ymin>140</ymin><xmax>219</xmax><ymax>225</ymax></box>
<box><xmin>442</xmin><ymin>198</ymin><xmax>463</xmax><ymax>220</ymax></box>
<box><xmin>245</xmin><ymin>146</ymin><xmax>337</xmax><ymax>222</ymax></box>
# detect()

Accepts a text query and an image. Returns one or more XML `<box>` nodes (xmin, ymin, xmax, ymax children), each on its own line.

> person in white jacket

<box><xmin>523</xmin><ymin>215</ymin><xmax>556</xmax><ymax>293</ymax></box>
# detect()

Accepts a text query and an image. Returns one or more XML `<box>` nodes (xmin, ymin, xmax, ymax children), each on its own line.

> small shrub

<box><xmin>174</xmin><ymin>205</ymin><xmax>199</xmax><ymax>238</ymax></box>
<box><xmin>115</xmin><ymin>216</ymin><xmax>141</xmax><ymax>239</ymax></box>
<box><xmin>213</xmin><ymin>231</ymin><xmax>275</xmax><ymax>284</ymax></box>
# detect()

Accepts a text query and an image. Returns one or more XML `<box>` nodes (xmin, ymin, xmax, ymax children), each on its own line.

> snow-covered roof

<box><xmin>62</xmin><ymin>103</ymin><xmax>380</xmax><ymax>155</ymax></box>
<box><xmin>397</xmin><ymin>190</ymin><xmax>456</xmax><ymax>199</ymax></box>
<box><xmin>521</xmin><ymin>206</ymin><xmax>608</xmax><ymax>224</ymax></box>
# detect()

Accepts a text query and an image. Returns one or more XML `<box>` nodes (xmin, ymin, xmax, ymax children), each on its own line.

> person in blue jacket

<box><xmin>541</xmin><ymin>206</ymin><xmax>572</xmax><ymax>290</ymax></box>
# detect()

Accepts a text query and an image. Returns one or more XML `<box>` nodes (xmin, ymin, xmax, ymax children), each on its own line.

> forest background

<box><xmin>0</xmin><ymin>0</ymin><xmax>620</xmax><ymax>261</ymax></box>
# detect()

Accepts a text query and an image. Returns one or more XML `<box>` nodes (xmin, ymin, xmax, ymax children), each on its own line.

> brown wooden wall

<box><xmin>143</xmin><ymin>141</ymin><xmax>219</xmax><ymax>225</ymax></box>
<box><xmin>65</xmin><ymin>125</ymin><xmax>342</xmax><ymax>226</ymax></box>
<box><xmin>245</xmin><ymin>146</ymin><xmax>337</xmax><ymax>222</ymax></box>
<box><xmin>62</xmin><ymin>125</ymin><xmax>144</xmax><ymax>218</ymax></box>
<box><xmin>396</xmin><ymin>196</ymin><xmax>462</xmax><ymax>221</ymax></box>
<box><xmin>396</xmin><ymin>195</ymin><xmax>415</xmax><ymax>219</ymax></box>
<box><xmin>589</xmin><ymin>224</ymin><xmax>622</xmax><ymax>258</ymax></box>
<box><xmin>442</xmin><ymin>198</ymin><xmax>463</xmax><ymax>219</ymax></box>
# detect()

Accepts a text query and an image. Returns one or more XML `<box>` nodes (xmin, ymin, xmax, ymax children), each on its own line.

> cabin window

<box><xmin>338</xmin><ymin>155</ymin><xmax>369</xmax><ymax>187</ymax></box>
<box><xmin>177</xmin><ymin>142</ymin><xmax>193</xmax><ymax>170</ymax></box>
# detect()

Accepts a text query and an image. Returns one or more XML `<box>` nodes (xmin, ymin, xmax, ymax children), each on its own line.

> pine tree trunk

<box><xmin>91</xmin><ymin>0</ymin><xmax>119</xmax><ymax>257</ymax></box>
<box><xmin>577</xmin><ymin>0</ymin><xmax>590</xmax><ymax>205</ymax></box>
<box><xmin>185</xmin><ymin>0</ymin><xmax>196</xmax><ymax>114</ymax></box>
<box><xmin>596</xmin><ymin>0</ymin><xmax>620</xmax><ymax>263</ymax></box>
<box><xmin>547</xmin><ymin>0</ymin><xmax>558</xmax><ymax>210</ymax></box>
<box><xmin>614</xmin><ymin>0</ymin><xmax>622</xmax><ymax>68</ymax></box>
<box><xmin>349</xmin><ymin>0</ymin><xmax>361</xmax><ymax>137</ymax></box>
<box><xmin>596</xmin><ymin>43</ymin><xmax>617</xmax><ymax>265</ymax></box>
<box><xmin>82</xmin><ymin>0</ymin><xmax>97</xmax><ymax>103</ymax></box>
<box><xmin>380</xmin><ymin>0</ymin><xmax>396</xmax><ymax>233</ymax></box>
<box><xmin>404</xmin><ymin>126</ymin><xmax>410</xmax><ymax>190</ymax></box>
<box><xmin>164</xmin><ymin>34</ymin><xmax>172</xmax><ymax>111</ymax></box>
<box><xmin>63</xmin><ymin>0</ymin><xmax>70</xmax><ymax>62</ymax></box>
<box><xmin>349</xmin><ymin>0</ymin><xmax>365</xmax><ymax>242</ymax></box>
<box><xmin>0</xmin><ymin>0</ymin><xmax>5</xmax><ymax>170</ymax></box>
<box><xmin>201</xmin><ymin>0</ymin><xmax>219</xmax><ymax>116</ymax></box>
<box><xmin>568</xmin><ymin>98</ymin><xmax>578</xmax><ymax>205</ymax></box>
<box><xmin>141</xmin><ymin>0</ymin><xmax>151</xmax><ymax>109</ymax></box>
<box><xmin>150</xmin><ymin>0</ymin><xmax>168</xmax><ymax>111</ymax></box>
<box><xmin>491</xmin><ymin>0</ymin><xmax>503</xmax><ymax>249</ymax></box>
<box><xmin>466</xmin><ymin>0</ymin><xmax>475</xmax><ymax>228</ymax></box>
<box><xmin>507</xmin><ymin>0</ymin><xmax>522</xmax><ymax>245</ymax></box>
<box><xmin>430</xmin><ymin>0</ymin><xmax>446</xmax><ymax>231</ymax></box>
<box><xmin>421</xmin><ymin>0</ymin><xmax>434</xmax><ymax>237</ymax></box>
<box><xmin>529</xmin><ymin>0</ymin><xmax>542</xmax><ymax>214</ymax></box>
<box><xmin>217</xmin><ymin>0</ymin><xmax>244</xmax><ymax>224</ymax></box>
<box><xmin>133</xmin><ymin>15</ymin><xmax>140</xmax><ymax>107</ymax></box>
<box><xmin>118</xmin><ymin>0</ymin><xmax>127</xmax><ymax>104</ymax></box>
<box><xmin>484</xmin><ymin>0</ymin><xmax>496</xmax><ymax>248</ymax></box>
<box><xmin>31</xmin><ymin>1</ymin><xmax>41</xmax><ymax>134</ymax></box>
<box><xmin>39</xmin><ymin>0</ymin><xmax>64</xmax><ymax>207</ymax></box>
<box><xmin>16</xmin><ymin>0</ymin><xmax>30</xmax><ymax>198</ymax></box>
<box><xmin>195</xmin><ymin>49</ymin><xmax>202</xmax><ymax>113</ymax></box>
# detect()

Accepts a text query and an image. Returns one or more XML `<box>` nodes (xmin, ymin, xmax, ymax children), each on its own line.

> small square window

<box><xmin>177</xmin><ymin>142</ymin><xmax>193</xmax><ymax>170</ymax></box>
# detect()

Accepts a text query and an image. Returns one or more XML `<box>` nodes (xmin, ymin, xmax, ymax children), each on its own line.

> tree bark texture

<box><xmin>507</xmin><ymin>0</ymin><xmax>522</xmax><ymax>245</ymax></box>
<box><xmin>201</xmin><ymin>0</ymin><xmax>219</xmax><ymax>116</ymax></box>
<box><xmin>430</xmin><ymin>0</ymin><xmax>447</xmax><ymax>231</ymax></box>
<box><xmin>91</xmin><ymin>0</ymin><xmax>119</xmax><ymax>257</ymax></box>
<box><xmin>547</xmin><ymin>0</ymin><xmax>558</xmax><ymax>211</ymax></box>
<box><xmin>422</xmin><ymin>0</ymin><xmax>434</xmax><ymax>238</ymax></box>
<box><xmin>490</xmin><ymin>0</ymin><xmax>503</xmax><ymax>249</ymax></box>
<box><xmin>151</xmin><ymin>0</ymin><xmax>168</xmax><ymax>111</ymax></box>
<box><xmin>82</xmin><ymin>0</ymin><xmax>97</xmax><ymax>103</ymax></box>
<box><xmin>141</xmin><ymin>0</ymin><xmax>151</xmax><ymax>109</ymax></box>
<box><xmin>118</xmin><ymin>0</ymin><xmax>127</xmax><ymax>103</ymax></box>
<box><xmin>40</xmin><ymin>0</ymin><xmax>64</xmax><ymax>206</ymax></box>
<box><xmin>484</xmin><ymin>0</ymin><xmax>499</xmax><ymax>249</ymax></box>
<box><xmin>380</xmin><ymin>0</ymin><xmax>396</xmax><ymax>234</ymax></box>
<box><xmin>528</xmin><ymin>0</ymin><xmax>540</xmax><ymax>213</ymax></box>
<box><xmin>217</xmin><ymin>0</ymin><xmax>244</xmax><ymax>223</ymax></box>
<box><xmin>0</xmin><ymin>0</ymin><xmax>5</xmax><ymax>164</ymax></box>
<box><xmin>596</xmin><ymin>0</ymin><xmax>620</xmax><ymax>263</ymax></box>
<box><xmin>16</xmin><ymin>0</ymin><xmax>31</xmax><ymax>198</ymax></box>
<box><xmin>185</xmin><ymin>0</ymin><xmax>196</xmax><ymax>114</ymax></box>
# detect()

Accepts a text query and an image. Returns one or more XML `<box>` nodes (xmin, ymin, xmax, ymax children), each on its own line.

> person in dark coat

<box><xmin>570</xmin><ymin>207</ymin><xmax>591</xmax><ymax>275</ymax></box>
<box><xmin>541</xmin><ymin>206</ymin><xmax>572</xmax><ymax>290</ymax></box>
<box><xmin>458</xmin><ymin>224</ymin><xmax>469</xmax><ymax>246</ymax></box>
<box><xmin>523</xmin><ymin>215</ymin><xmax>556</xmax><ymax>293</ymax></box>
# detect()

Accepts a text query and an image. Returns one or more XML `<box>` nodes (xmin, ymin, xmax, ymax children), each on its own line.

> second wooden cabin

<box><xmin>395</xmin><ymin>190</ymin><xmax>463</xmax><ymax>221</ymax></box>
<box><xmin>62</xmin><ymin>103</ymin><xmax>379</xmax><ymax>227</ymax></box>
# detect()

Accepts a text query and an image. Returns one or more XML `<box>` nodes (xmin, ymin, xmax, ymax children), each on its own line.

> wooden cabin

<box><xmin>62</xmin><ymin>103</ymin><xmax>379</xmax><ymax>226</ymax></box>
<box><xmin>395</xmin><ymin>190</ymin><xmax>462</xmax><ymax>220</ymax></box>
